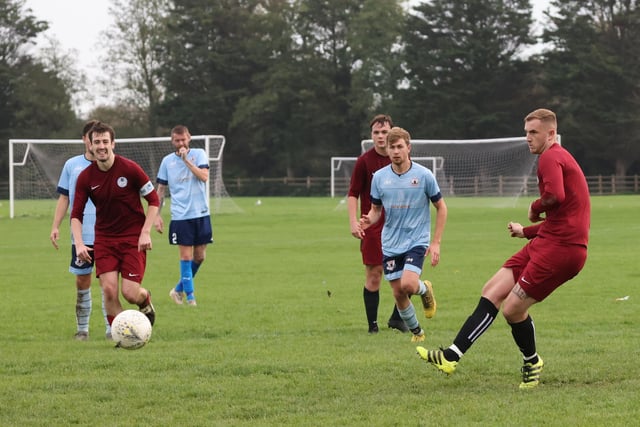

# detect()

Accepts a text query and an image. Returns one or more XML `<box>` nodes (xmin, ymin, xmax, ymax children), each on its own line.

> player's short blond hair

<box><xmin>525</xmin><ymin>108</ymin><xmax>557</xmax><ymax>129</ymax></box>
<box><xmin>386</xmin><ymin>127</ymin><xmax>411</xmax><ymax>146</ymax></box>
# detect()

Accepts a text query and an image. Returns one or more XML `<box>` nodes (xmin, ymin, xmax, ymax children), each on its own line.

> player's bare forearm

<box><xmin>194</xmin><ymin>167</ymin><xmax>209</xmax><ymax>182</ymax></box>
<box><xmin>154</xmin><ymin>216</ymin><xmax>164</xmax><ymax>234</ymax></box>
<box><xmin>70</xmin><ymin>217</ymin><xmax>92</xmax><ymax>262</ymax></box>
<box><xmin>347</xmin><ymin>196</ymin><xmax>358</xmax><ymax>223</ymax></box>
<box><xmin>427</xmin><ymin>242</ymin><xmax>441</xmax><ymax>267</ymax></box>
<box><xmin>360</xmin><ymin>204</ymin><xmax>382</xmax><ymax>231</ymax></box>
<box><xmin>139</xmin><ymin>204</ymin><xmax>157</xmax><ymax>251</ymax></box>
<box><xmin>156</xmin><ymin>185</ymin><xmax>166</xmax><ymax>211</ymax></box>
<box><xmin>70</xmin><ymin>218</ymin><xmax>83</xmax><ymax>247</ymax></box>
<box><xmin>347</xmin><ymin>196</ymin><xmax>363</xmax><ymax>238</ymax></box>
<box><xmin>179</xmin><ymin>148</ymin><xmax>209</xmax><ymax>182</ymax></box>
<box><xmin>50</xmin><ymin>195</ymin><xmax>70</xmax><ymax>249</ymax></box>
<box><xmin>429</xmin><ymin>199</ymin><xmax>447</xmax><ymax>266</ymax></box>
<box><xmin>154</xmin><ymin>185</ymin><xmax>166</xmax><ymax>233</ymax></box>
<box><xmin>138</xmin><ymin>230</ymin><xmax>153</xmax><ymax>252</ymax></box>
<box><xmin>187</xmin><ymin>162</ymin><xmax>208</xmax><ymax>182</ymax></box>
<box><xmin>142</xmin><ymin>205</ymin><xmax>159</xmax><ymax>239</ymax></box>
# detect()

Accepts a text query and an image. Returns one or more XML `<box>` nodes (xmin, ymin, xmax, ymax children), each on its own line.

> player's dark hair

<box><xmin>369</xmin><ymin>114</ymin><xmax>393</xmax><ymax>129</ymax></box>
<box><xmin>88</xmin><ymin>121</ymin><xmax>115</xmax><ymax>142</ymax></box>
<box><xmin>171</xmin><ymin>125</ymin><xmax>190</xmax><ymax>135</ymax></box>
<box><xmin>82</xmin><ymin>119</ymin><xmax>99</xmax><ymax>137</ymax></box>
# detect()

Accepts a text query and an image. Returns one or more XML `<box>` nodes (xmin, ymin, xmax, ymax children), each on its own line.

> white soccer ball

<box><xmin>111</xmin><ymin>309</ymin><xmax>152</xmax><ymax>350</ymax></box>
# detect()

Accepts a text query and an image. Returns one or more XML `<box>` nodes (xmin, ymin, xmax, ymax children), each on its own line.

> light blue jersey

<box><xmin>157</xmin><ymin>148</ymin><xmax>210</xmax><ymax>220</ymax></box>
<box><xmin>370</xmin><ymin>161</ymin><xmax>442</xmax><ymax>256</ymax></box>
<box><xmin>57</xmin><ymin>154</ymin><xmax>95</xmax><ymax>245</ymax></box>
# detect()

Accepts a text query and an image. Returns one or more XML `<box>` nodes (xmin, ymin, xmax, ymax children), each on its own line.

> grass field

<box><xmin>1</xmin><ymin>196</ymin><xmax>638</xmax><ymax>426</ymax></box>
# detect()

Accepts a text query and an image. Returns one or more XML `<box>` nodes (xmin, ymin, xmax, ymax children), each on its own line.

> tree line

<box><xmin>2</xmin><ymin>0</ymin><xmax>640</xmax><ymax>195</ymax></box>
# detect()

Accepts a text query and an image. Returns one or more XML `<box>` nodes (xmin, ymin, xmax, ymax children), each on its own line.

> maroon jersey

<box><xmin>348</xmin><ymin>147</ymin><xmax>389</xmax><ymax>265</ymax></box>
<box><xmin>525</xmin><ymin>143</ymin><xmax>590</xmax><ymax>246</ymax></box>
<box><xmin>348</xmin><ymin>148</ymin><xmax>390</xmax><ymax>216</ymax></box>
<box><xmin>71</xmin><ymin>155</ymin><xmax>160</xmax><ymax>240</ymax></box>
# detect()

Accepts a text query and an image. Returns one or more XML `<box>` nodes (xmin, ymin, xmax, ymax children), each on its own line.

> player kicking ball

<box><xmin>416</xmin><ymin>108</ymin><xmax>590</xmax><ymax>389</ymax></box>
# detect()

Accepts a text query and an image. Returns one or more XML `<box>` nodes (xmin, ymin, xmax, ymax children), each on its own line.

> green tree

<box><xmin>8</xmin><ymin>58</ymin><xmax>76</xmax><ymax>136</ymax></box>
<box><xmin>290</xmin><ymin>0</ymin><xmax>406</xmax><ymax>170</ymax></box>
<box><xmin>542</xmin><ymin>0</ymin><xmax>640</xmax><ymax>175</ymax></box>
<box><xmin>97</xmin><ymin>0</ymin><xmax>170</xmax><ymax>135</ymax></box>
<box><xmin>228</xmin><ymin>0</ymin><xmax>307</xmax><ymax>177</ymax></box>
<box><xmin>158</xmin><ymin>0</ymin><xmax>259</xmax><ymax>133</ymax></box>
<box><xmin>0</xmin><ymin>0</ymin><xmax>48</xmax><ymax>134</ymax></box>
<box><xmin>347</xmin><ymin>0</ymin><xmax>405</xmax><ymax>123</ymax></box>
<box><xmin>0</xmin><ymin>0</ymin><xmax>76</xmax><ymax>195</ymax></box>
<box><xmin>88</xmin><ymin>103</ymin><xmax>150</xmax><ymax>138</ymax></box>
<box><xmin>230</xmin><ymin>0</ymin><xmax>406</xmax><ymax>178</ymax></box>
<box><xmin>38</xmin><ymin>36</ymin><xmax>89</xmax><ymax>116</ymax></box>
<box><xmin>399</xmin><ymin>0</ymin><xmax>538</xmax><ymax>139</ymax></box>
<box><xmin>0</xmin><ymin>0</ymin><xmax>46</xmax><ymax>64</ymax></box>
<box><xmin>155</xmin><ymin>0</ymin><xmax>407</xmax><ymax>178</ymax></box>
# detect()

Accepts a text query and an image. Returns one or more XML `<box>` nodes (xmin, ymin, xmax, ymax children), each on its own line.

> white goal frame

<box><xmin>332</xmin><ymin>135</ymin><xmax>554</xmax><ymax>200</ymax></box>
<box><xmin>363</xmin><ymin>137</ymin><xmax>540</xmax><ymax>198</ymax></box>
<box><xmin>330</xmin><ymin>156</ymin><xmax>444</xmax><ymax>198</ymax></box>
<box><xmin>8</xmin><ymin>135</ymin><xmax>240</xmax><ymax>218</ymax></box>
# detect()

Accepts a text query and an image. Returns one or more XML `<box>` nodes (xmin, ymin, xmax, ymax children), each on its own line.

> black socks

<box><xmin>445</xmin><ymin>297</ymin><xmax>499</xmax><ymax>361</ymax></box>
<box><xmin>363</xmin><ymin>287</ymin><xmax>379</xmax><ymax>328</ymax></box>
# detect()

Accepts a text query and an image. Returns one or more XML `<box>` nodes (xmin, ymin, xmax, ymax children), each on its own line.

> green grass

<box><xmin>1</xmin><ymin>196</ymin><xmax>639</xmax><ymax>426</ymax></box>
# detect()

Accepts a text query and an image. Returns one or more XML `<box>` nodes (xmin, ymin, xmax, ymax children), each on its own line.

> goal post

<box><xmin>359</xmin><ymin>137</ymin><xmax>538</xmax><ymax>198</ymax></box>
<box><xmin>331</xmin><ymin>156</ymin><xmax>445</xmax><ymax>198</ymax></box>
<box><xmin>330</xmin><ymin>157</ymin><xmax>357</xmax><ymax>198</ymax></box>
<box><xmin>8</xmin><ymin>135</ymin><xmax>242</xmax><ymax>218</ymax></box>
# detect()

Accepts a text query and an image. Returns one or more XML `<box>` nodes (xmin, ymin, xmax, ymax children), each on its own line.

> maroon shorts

<box><xmin>503</xmin><ymin>237</ymin><xmax>587</xmax><ymax>302</ymax></box>
<box><xmin>94</xmin><ymin>239</ymin><xmax>147</xmax><ymax>282</ymax></box>
<box><xmin>361</xmin><ymin>222</ymin><xmax>383</xmax><ymax>266</ymax></box>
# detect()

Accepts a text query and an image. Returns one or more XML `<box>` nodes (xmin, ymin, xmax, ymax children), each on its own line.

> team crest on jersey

<box><xmin>411</xmin><ymin>178</ymin><xmax>419</xmax><ymax>186</ymax></box>
<box><xmin>385</xmin><ymin>259</ymin><xmax>396</xmax><ymax>271</ymax></box>
<box><xmin>117</xmin><ymin>177</ymin><xmax>128</xmax><ymax>188</ymax></box>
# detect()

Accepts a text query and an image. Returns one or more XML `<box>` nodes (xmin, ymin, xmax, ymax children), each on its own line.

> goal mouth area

<box><xmin>331</xmin><ymin>136</ymin><xmax>539</xmax><ymax>202</ymax></box>
<box><xmin>8</xmin><ymin>135</ymin><xmax>242</xmax><ymax>218</ymax></box>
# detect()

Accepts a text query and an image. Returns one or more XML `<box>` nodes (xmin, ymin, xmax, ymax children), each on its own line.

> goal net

<box><xmin>331</xmin><ymin>156</ymin><xmax>444</xmax><ymax>198</ymax></box>
<box><xmin>332</xmin><ymin>136</ymin><xmax>539</xmax><ymax>202</ymax></box>
<box><xmin>8</xmin><ymin>135</ymin><xmax>243</xmax><ymax>218</ymax></box>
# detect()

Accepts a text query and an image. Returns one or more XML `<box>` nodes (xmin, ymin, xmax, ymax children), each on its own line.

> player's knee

<box><xmin>399</xmin><ymin>279</ymin><xmax>415</xmax><ymax>295</ymax></box>
<box><xmin>365</xmin><ymin>271</ymin><xmax>383</xmax><ymax>288</ymax></box>
<box><xmin>102</xmin><ymin>285</ymin><xmax>119</xmax><ymax>301</ymax></box>
<box><xmin>76</xmin><ymin>275</ymin><xmax>92</xmax><ymax>290</ymax></box>
<box><xmin>364</xmin><ymin>281</ymin><xmax>380</xmax><ymax>292</ymax></box>
<box><xmin>501</xmin><ymin>303</ymin><xmax>527</xmax><ymax>323</ymax></box>
<box><xmin>366</xmin><ymin>273</ymin><xmax>382</xmax><ymax>288</ymax></box>
<box><xmin>120</xmin><ymin>287</ymin><xmax>141</xmax><ymax>305</ymax></box>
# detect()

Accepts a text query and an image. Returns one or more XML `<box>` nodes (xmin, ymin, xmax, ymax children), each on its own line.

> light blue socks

<box><xmin>398</xmin><ymin>303</ymin><xmax>420</xmax><ymax>330</ymax></box>
<box><xmin>76</xmin><ymin>289</ymin><xmax>92</xmax><ymax>333</ymax></box>
<box><xmin>180</xmin><ymin>260</ymin><xmax>194</xmax><ymax>301</ymax></box>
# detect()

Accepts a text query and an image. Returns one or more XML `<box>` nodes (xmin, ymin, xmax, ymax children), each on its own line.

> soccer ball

<box><xmin>111</xmin><ymin>309</ymin><xmax>152</xmax><ymax>350</ymax></box>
